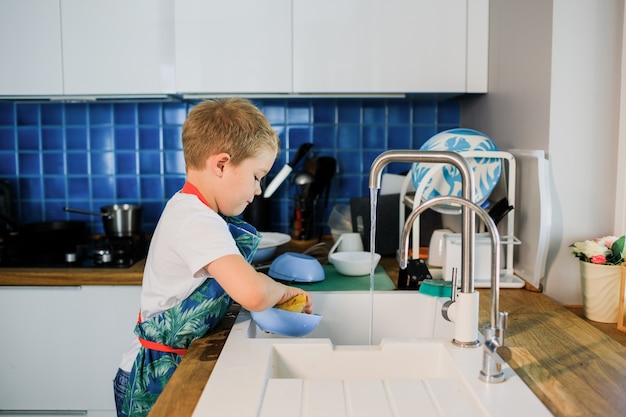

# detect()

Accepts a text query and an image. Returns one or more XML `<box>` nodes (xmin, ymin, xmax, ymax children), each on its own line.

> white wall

<box><xmin>615</xmin><ymin>3</ymin><xmax>626</xmax><ymax>233</ymax></box>
<box><xmin>461</xmin><ymin>0</ymin><xmax>624</xmax><ymax>305</ymax></box>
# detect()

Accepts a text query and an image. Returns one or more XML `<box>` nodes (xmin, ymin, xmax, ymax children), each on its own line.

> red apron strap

<box><xmin>136</xmin><ymin>310</ymin><xmax>188</xmax><ymax>355</ymax></box>
<box><xmin>137</xmin><ymin>337</ymin><xmax>188</xmax><ymax>356</ymax></box>
<box><xmin>181</xmin><ymin>181</ymin><xmax>212</xmax><ymax>209</ymax></box>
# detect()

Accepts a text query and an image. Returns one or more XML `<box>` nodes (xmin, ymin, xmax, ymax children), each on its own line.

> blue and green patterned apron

<box><xmin>122</xmin><ymin>183</ymin><xmax>260</xmax><ymax>417</ymax></box>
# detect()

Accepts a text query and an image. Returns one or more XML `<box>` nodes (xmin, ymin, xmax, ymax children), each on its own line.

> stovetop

<box><xmin>0</xmin><ymin>236</ymin><xmax>149</xmax><ymax>268</ymax></box>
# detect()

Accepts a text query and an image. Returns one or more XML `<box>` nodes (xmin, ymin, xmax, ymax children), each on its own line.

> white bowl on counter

<box><xmin>329</xmin><ymin>251</ymin><xmax>381</xmax><ymax>276</ymax></box>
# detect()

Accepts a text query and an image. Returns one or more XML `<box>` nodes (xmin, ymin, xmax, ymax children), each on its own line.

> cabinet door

<box><xmin>0</xmin><ymin>0</ymin><xmax>63</xmax><ymax>96</ymax></box>
<box><xmin>293</xmin><ymin>0</ymin><xmax>468</xmax><ymax>93</ymax></box>
<box><xmin>174</xmin><ymin>0</ymin><xmax>292</xmax><ymax>94</ymax></box>
<box><xmin>0</xmin><ymin>286</ymin><xmax>140</xmax><ymax>412</ymax></box>
<box><xmin>61</xmin><ymin>0</ymin><xmax>175</xmax><ymax>95</ymax></box>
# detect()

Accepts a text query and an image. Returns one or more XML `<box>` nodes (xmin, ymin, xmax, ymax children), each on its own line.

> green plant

<box><xmin>570</xmin><ymin>235</ymin><xmax>625</xmax><ymax>265</ymax></box>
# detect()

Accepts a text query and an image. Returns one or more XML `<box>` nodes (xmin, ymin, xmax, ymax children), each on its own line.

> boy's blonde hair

<box><xmin>182</xmin><ymin>98</ymin><xmax>280</xmax><ymax>170</ymax></box>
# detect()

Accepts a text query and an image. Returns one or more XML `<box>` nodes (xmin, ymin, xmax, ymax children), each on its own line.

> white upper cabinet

<box><xmin>0</xmin><ymin>0</ymin><xmax>488</xmax><ymax>97</ymax></box>
<box><xmin>293</xmin><ymin>0</ymin><xmax>485</xmax><ymax>93</ymax></box>
<box><xmin>174</xmin><ymin>0</ymin><xmax>292</xmax><ymax>95</ymax></box>
<box><xmin>0</xmin><ymin>0</ymin><xmax>64</xmax><ymax>95</ymax></box>
<box><xmin>61</xmin><ymin>0</ymin><xmax>175</xmax><ymax>96</ymax></box>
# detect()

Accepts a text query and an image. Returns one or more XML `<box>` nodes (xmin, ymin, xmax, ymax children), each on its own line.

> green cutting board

<box><xmin>290</xmin><ymin>264</ymin><xmax>396</xmax><ymax>291</ymax></box>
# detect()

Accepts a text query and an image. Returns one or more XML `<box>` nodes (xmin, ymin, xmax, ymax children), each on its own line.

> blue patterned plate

<box><xmin>411</xmin><ymin>128</ymin><xmax>502</xmax><ymax>214</ymax></box>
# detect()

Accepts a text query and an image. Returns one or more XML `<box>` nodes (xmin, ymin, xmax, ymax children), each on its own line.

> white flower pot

<box><xmin>579</xmin><ymin>261</ymin><xmax>622</xmax><ymax>323</ymax></box>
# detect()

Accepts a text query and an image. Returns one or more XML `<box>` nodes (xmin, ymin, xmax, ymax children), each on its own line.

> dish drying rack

<box><xmin>399</xmin><ymin>151</ymin><xmax>521</xmax><ymax>282</ymax></box>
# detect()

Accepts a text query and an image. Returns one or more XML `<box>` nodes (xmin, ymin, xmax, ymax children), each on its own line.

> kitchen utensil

<box><xmin>22</xmin><ymin>220</ymin><xmax>88</xmax><ymax>248</ymax></box>
<box><xmin>6</xmin><ymin>221</ymin><xmax>90</xmax><ymax>265</ymax></box>
<box><xmin>63</xmin><ymin>204</ymin><xmax>142</xmax><ymax>237</ymax></box>
<box><xmin>329</xmin><ymin>251</ymin><xmax>381</xmax><ymax>276</ymax></box>
<box><xmin>243</xmin><ymin>197</ymin><xmax>272</xmax><ymax>231</ymax></box>
<box><xmin>263</xmin><ymin>143</ymin><xmax>313</xmax><ymax>198</ymax></box>
<box><xmin>250</xmin><ymin>308</ymin><xmax>322</xmax><ymax>337</ymax></box>
<box><xmin>327</xmin><ymin>204</ymin><xmax>352</xmax><ymax>241</ymax></box>
<box><xmin>488</xmin><ymin>197</ymin><xmax>514</xmax><ymax>226</ymax></box>
<box><xmin>308</xmin><ymin>156</ymin><xmax>336</xmax><ymax>240</ymax></box>
<box><xmin>268</xmin><ymin>252</ymin><xmax>325</xmax><ymax>283</ymax></box>
<box><xmin>292</xmin><ymin>170</ymin><xmax>314</xmax><ymax>200</ymax></box>
<box><xmin>327</xmin><ymin>233</ymin><xmax>364</xmax><ymax>264</ymax></box>
<box><xmin>427</xmin><ymin>228</ymin><xmax>452</xmax><ymax>267</ymax></box>
<box><xmin>252</xmin><ymin>232</ymin><xmax>291</xmax><ymax>263</ymax></box>
<box><xmin>443</xmin><ymin>232</ymin><xmax>492</xmax><ymax>282</ymax></box>
<box><xmin>292</xmin><ymin>170</ymin><xmax>314</xmax><ymax>186</ymax></box>
<box><xmin>398</xmin><ymin>258</ymin><xmax>433</xmax><ymax>290</ymax></box>
<box><xmin>308</xmin><ymin>156</ymin><xmax>336</xmax><ymax>205</ymax></box>
<box><xmin>291</xmin><ymin>171</ymin><xmax>315</xmax><ymax>239</ymax></box>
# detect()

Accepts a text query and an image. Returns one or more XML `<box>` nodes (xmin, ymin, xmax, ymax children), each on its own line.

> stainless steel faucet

<box><xmin>369</xmin><ymin>150</ymin><xmax>476</xmax><ymax>293</ymax></box>
<box><xmin>369</xmin><ymin>150</ymin><xmax>511</xmax><ymax>383</ymax></box>
<box><xmin>401</xmin><ymin>195</ymin><xmax>511</xmax><ymax>382</ymax></box>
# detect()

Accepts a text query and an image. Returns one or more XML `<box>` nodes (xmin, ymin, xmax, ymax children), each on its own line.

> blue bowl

<box><xmin>250</xmin><ymin>308</ymin><xmax>322</xmax><ymax>337</ymax></box>
<box><xmin>268</xmin><ymin>252</ymin><xmax>325</xmax><ymax>283</ymax></box>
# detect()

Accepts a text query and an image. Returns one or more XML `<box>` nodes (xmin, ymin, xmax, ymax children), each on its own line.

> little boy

<box><xmin>113</xmin><ymin>98</ymin><xmax>313</xmax><ymax>417</ymax></box>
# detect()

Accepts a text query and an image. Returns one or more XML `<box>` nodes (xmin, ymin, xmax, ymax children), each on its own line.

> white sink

<box><xmin>271</xmin><ymin>342</ymin><xmax>459</xmax><ymax>379</ymax></box>
<box><xmin>247</xmin><ymin>291</ymin><xmax>455</xmax><ymax>344</ymax></box>
<box><xmin>191</xmin><ymin>291</ymin><xmax>552</xmax><ymax>417</ymax></box>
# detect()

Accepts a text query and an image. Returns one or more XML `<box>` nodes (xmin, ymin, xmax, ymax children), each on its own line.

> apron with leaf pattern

<box><xmin>122</xmin><ymin>184</ymin><xmax>260</xmax><ymax>417</ymax></box>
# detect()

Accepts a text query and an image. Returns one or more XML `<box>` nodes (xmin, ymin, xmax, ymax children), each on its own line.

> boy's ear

<box><xmin>211</xmin><ymin>153</ymin><xmax>231</xmax><ymax>176</ymax></box>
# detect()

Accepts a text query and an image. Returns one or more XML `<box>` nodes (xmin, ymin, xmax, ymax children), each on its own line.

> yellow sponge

<box><xmin>275</xmin><ymin>294</ymin><xmax>307</xmax><ymax>313</ymax></box>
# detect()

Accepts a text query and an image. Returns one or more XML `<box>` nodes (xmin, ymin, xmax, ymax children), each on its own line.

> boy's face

<box><xmin>217</xmin><ymin>149</ymin><xmax>276</xmax><ymax>216</ymax></box>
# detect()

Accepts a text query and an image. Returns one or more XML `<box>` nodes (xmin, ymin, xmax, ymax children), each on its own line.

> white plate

<box><xmin>258</xmin><ymin>232</ymin><xmax>291</xmax><ymax>249</ymax></box>
<box><xmin>411</xmin><ymin>128</ymin><xmax>502</xmax><ymax>212</ymax></box>
<box><xmin>252</xmin><ymin>232</ymin><xmax>292</xmax><ymax>263</ymax></box>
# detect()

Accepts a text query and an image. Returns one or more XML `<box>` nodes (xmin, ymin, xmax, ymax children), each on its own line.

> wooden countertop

<box><xmin>149</xmin><ymin>255</ymin><xmax>626</xmax><ymax>417</ymax></box>
<box><xmin>0</xmin><ymin>259</ymin><xmax>145</xmax><ymax>286</ymax></box>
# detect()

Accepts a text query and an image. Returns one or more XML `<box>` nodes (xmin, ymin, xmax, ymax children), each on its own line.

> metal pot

<box><xmin>63</xmin><ymin>204</ymin><xmax>143</xmax><ymax>237</ymax></box>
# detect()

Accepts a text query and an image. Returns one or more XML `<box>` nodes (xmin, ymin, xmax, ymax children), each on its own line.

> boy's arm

<box><xmin>206</xmin><ymin>254</ymin><xmax>313</xmax><ymax>313</ymax></box>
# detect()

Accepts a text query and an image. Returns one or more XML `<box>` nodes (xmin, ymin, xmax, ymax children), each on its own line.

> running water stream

<box><xmin>368</xmin><ymin>188</ymin><xmax>378</xmax><ymax>345</ymax></box>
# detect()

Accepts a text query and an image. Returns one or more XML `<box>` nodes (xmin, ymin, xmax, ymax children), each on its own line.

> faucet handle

<box><xmin>498</xmin><ymin>311</ymin><xmax>509</xmax><ymax>342</ymax></box>
<box><xmin>450</xmin><ymin>267</ymin><xmax>458</xmax><ymax>302</ymax></box>
<box><xmin>441</xmin><ymin>268</ymin><xmax>458</xmax><ymax>322</ymax></box>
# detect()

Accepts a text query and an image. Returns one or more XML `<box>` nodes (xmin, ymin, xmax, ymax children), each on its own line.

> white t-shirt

<box><xmin>119</xmin><ymin>192</ymin><xmax>241</xmax><ymax>371</ymax></box>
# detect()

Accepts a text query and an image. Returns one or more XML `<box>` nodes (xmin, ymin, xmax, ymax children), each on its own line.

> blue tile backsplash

<box><xmin>0</xmin><ymin>98</ymin><xmax>460</xmax><ymax>235</ymax></box>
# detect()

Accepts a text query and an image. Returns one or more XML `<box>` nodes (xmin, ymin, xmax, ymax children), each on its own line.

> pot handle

<box><xmin>63</xmin><ymin>207</ymin><xmax>109</xmax><ymax>217</ymax></box>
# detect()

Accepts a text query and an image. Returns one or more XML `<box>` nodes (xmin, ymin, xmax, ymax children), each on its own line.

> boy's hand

<box><xmin>277</xmin><ymin>288</ymin><xmax>313</xmax><ymax>314</ymax></box>
<box><xmin>275</xmin><ymin>294</ymin><xmax>308</xmax><ymax>312</ymax></box>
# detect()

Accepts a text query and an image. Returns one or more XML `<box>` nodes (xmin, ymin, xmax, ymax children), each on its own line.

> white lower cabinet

<box><xmin>0</xmin><ymin>286</ymin><xmax>141</xmax><ymax>416</ymax></box>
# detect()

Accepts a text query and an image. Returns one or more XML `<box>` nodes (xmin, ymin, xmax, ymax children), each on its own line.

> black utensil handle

<box><xmin>289</xmin><ymin>143</ymin><xmax>314</xmax><ymax>168</ymax></box>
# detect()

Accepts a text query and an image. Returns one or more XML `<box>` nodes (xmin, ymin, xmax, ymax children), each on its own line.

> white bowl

<box><xmin>329</xmin><ymin>251</ymin><xmax>381</xmax><ymax>276</ymax></box>
<box><xmin>252</xmin><ymin>232</ymin><xmax>291</xmax><ymax>263</ymax></box>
